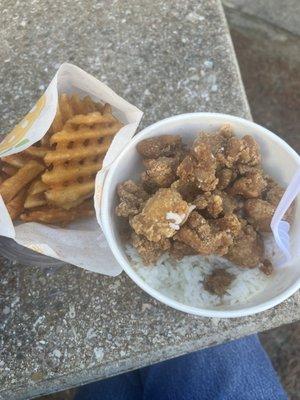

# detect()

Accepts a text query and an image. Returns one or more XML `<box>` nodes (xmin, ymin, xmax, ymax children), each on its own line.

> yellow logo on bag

<box><xmin>0</xmin><ymin>94</ymin><xmax>46</xmax><ymax>154</ymax></box>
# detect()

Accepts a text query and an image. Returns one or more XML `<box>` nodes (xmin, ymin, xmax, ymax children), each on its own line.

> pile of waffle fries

<box><xmin>0</xmin><ymin>94</ymin><xmax>122</xmax><ymax>226</ymax></box>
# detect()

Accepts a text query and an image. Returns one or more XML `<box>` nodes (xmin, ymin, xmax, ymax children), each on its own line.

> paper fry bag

<box><xmin>0</xmin><ymin>63</ymin><xmax>143</xmax><ymax>276</ymax></box>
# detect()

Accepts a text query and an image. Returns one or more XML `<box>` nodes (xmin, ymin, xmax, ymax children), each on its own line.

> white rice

<box><xmin>125</xmin><ymin>244</ymin><xmax>274</xmax><ymax>308</ymax></box>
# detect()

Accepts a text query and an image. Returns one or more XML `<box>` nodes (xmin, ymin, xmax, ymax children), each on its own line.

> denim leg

<box><xmin>139</xmin><ymin>335</ymin><xmax>287</xmax><ymax>400</ymax></box>
<box><xmin>74</xmin><ymin>370</ymin><xmax>143</xmax><ymax>400</ymax></box>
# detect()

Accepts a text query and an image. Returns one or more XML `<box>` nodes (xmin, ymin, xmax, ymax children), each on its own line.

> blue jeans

<box><xmin>75</xmin><ymin>335</ymin><xmax>287</xmax><ymax>400</ymax></box>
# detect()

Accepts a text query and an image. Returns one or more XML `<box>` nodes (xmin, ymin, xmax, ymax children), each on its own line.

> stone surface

<box><xmin>0</xmin><ymin>1</ymin><xmax>298</xmax><ymax>399</ymax></box>
<box><xmin>223</xmin><ymin>0</ymin><xmax>300</xmax><ymax>36</ymax></box>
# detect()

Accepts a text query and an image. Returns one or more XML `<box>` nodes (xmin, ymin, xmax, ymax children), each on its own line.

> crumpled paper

<box><xmin>0</xmin><ymin>63</ymin><xmax>143</xmax><ymax>276</ymax></box>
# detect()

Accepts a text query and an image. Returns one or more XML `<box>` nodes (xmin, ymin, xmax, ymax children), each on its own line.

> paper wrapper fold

<box><xmin>0</xmin><ymin>63</ymin><xmax>143</xmax><ymax>276</ymax></box>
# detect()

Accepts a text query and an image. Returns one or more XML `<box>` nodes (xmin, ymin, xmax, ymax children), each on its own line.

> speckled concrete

<box><xmin>1</xmin><ymin>0</ymin><xmax>298</xmax><ymax>399</ymax></box>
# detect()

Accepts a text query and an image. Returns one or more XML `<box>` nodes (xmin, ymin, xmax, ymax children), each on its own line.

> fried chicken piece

<box><xmin>203</xmin><ymin>268</ymin><xmax>235</xmax><ymax>296</ymax></box>
<box><xmin>130</xmin><ymin>188</ymin><xmax>192</xmax><ymax>242</ymax></box>
<box><xmin>230</xmin><ymin>170</ymin><xmax>267</xmax><ymax>198</ymax></box>
<box><xmin>136</xmin><ymin>135</ymin><xmax>183</xmax><ymax>159</ymax></box>
<box><xmin>212</xmin><ymin>213</ymin><xmax>242</xmax><ymax>237</ymax></box>
<box><xmin>194</xmin><ymin>190</ymin><xmax>238</xmax><ymax>218</ymax></box>
<box><xmin>131</xmin><ymin>232</ymin><xmax>170</xmax><ymax>265</ymax></box>
<box><xmin>141</xmin><ymin>156</ymin><xmax>179</xmax><ymax>192</ymax></box>
<box><xmin>116</xmin><ymin>180</ymin><xmax>149</xmax><ymax>218</ymax></box>
<box><xmin>175</xmin><ymin>211</ymin><xmax>233</xmax><ymax>256</ymax></box>
<box><xmin>194</xmin><ymin>124</ymin><xmax>234</xmax><ymax>164</ymax></box>
<box><xmin>225</xmin><ymin>224</ymin><xmax>264</xmax><ymax>268</ymax></box>
<box><xmin>216</xmin><ymin>168</ymin><xmax>236</xmax><ymax>190</ymax></box>
<box><xmin>171</xmin><ymin>179</ymin><xmax>199</xmax><ymax>202</ymax></box>
<box><xmin>194</xmin><ymin>192</ymin><xmax>223</xmax><ymax>218</ymax></box>
<box><xmin>224</xmin><ymin>135</ymin><xmax>261</xmax><ymax>168</ymax></box>
<box><xmin>177</xmin><ymin>142</ymin><xmax>218</xmax><ymax>192</ymax></box>
<box><xmin>169</xmin><ymin>240</ymin><xmax>197</xmax><ymax>260</ymax></box>
<box><xmin>244</xmin><ymin>199</ymin><xmax>274</xmax><ymax>232</ymax></box>
<box><xmin>236</xmin><ymin>164</ymin><xmax>262</xmax><ymax>176</ymax></box>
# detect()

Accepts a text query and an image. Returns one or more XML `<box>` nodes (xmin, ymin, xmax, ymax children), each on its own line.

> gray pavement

<box><xmin>0</xmin><ymin>1</ymin><xmax>299</xmax><ymax>399</ymax></box>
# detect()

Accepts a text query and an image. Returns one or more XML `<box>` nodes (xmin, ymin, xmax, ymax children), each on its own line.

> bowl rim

<box><xmin>101</xmin><ymin>112</ymin><xmax>300</xmax><ymax>318</ymax></box>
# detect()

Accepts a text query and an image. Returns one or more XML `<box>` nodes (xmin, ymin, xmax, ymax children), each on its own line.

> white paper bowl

<box><xmin>101</xmin><ymin>113</ymin><xmax>300</xmax><ymax>318</ymax></box>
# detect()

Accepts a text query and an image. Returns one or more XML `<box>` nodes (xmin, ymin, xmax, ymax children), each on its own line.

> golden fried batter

<box><xmin>130</xmin><ymin>188</ymin><xmax>191</xmax><ymax>242</ymax></box>
<box><xmin>226</xmin><ymin>224</ymin><xmax>264</xmax><ymax>268</ymax></box>
<box><xmin>131</xmin><ymin>232</ymin><xmax>170</xmax><ymax>265</ymax></box>
<box><xmin>224</xmin><ymin>135</ymin><xmax>261</xmax><ymax>168</ymax></box>
<box><xmin>244</xmin><ymin>199</ymin><xmax>275</xmax><ymax>232</ymax></box>
<box><xmin>175</xmin><ymin>211</ymin><xmax>234</xmax><ymax>256</ymax></box>
<box><xmin>136</xmin><ymin>135</ymin><xmax>183</xmax><ymax>159</ymax></box>
<box><xmin>177</xmin><ymin>142</ymin><xmax>218</xmax><ymax>191</ymax></box>
<box><xmin>230</xmin><ymin>170</ymin><xmax>267</xmax><ymax>198</ymax></box>
<box><xmin>171</xmin><ymin>179</ymin><xmax>199</xmax><ymax>202</ymax></box>
<box><xmin>116</xmin><ymin>180</ymin><xmax>149</xmax><ymax>218</ymax></box>
<box><xmin>142</xmin><ymin>156</ymin><xmax>179</xmax><ymax>192</ymax></box>
<box><xmin>194</xmin><ymin>190</ymin><xmax>238</xmax><ymax>218</ymax></box>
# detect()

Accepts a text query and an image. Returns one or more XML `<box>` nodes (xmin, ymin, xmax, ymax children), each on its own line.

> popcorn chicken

<box><xmin>116</xmin><ymin>180</ymin><xmax>149</xmax><ymax>218</ymax></box>
<box><xmin>130</xmin><ymin>188</ymin><xmax>191</xmax><ymax>242</ymax></box>
<box><xmin>224</xmin><ymin>135</ymin><xmax>261</xmax><ymax>168</ymax></box>
<box><xmin>177</xmin><ymin>142</ymin><xmax>218</xmax><ymax>192</ymax></box>
<box><xmin>230</xmin><ymin>170</ymin><xmax>267</xmax><ymax>198</ymax></box>
<box><xmin>194</xmin><ymin>190</ymin><xmax>238</xmax><ymax>218</ymax></box>
<box><xmin>244</xmin><ymin>199</ymin><xmax>275</xmax><ymax>232</ymax></box>
<box><xmin>171</xmin><ymin>179</ymin><xmax>199</xmax><ymax>202</ymax></box>
<box><xmin>175</xmin><ymin>211</ymin><xmax>234</xmax><ymax>256</ymax></box>
<box><xmin>136</xmin><ymin>135</ymin><xmax>183</xmax><ymax>159</ymax></box>
<box><xmin>131</xmin><ymin>232</ymin><xmax>170</xmax><ymax>265</ymax></box>
<box><xmin>141</xmin><ymin>156</ymin><xmax>179</xmax><ymax>192</ymax></box>
<box><xmin>225</xmin><ymin>224</ymin><xmax>264</xmax><ymax>268</ymax></box>
<box><xmin>216</xmin><ymin>168</ymin><xmax>236</xmax><ymax>190</ymax></box>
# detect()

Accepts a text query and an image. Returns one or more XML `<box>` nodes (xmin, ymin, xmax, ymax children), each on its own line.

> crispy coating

<box><xmin>226</xmin><ymin>224</ymin><xmax>264</xmax><ymax>268</ymax></box>
<box><xmin>136</xmin><ymin>135</ymin><xmax>183</xmax><ymax>159</ymax></box>
<box><xmin>177</xmin><ymin>142</ymin><xmax>218</xmax><ymax>191</ymax></box>
<box><xmin>130</xmin><ymin>188</ymin><xmax>191</xmax><ymax>242</ymax></box>
<box><xmin>170</xmin><ymin>240</ymin><xmax>197</xmax><ymax>260</ymax></box>
<box><xmin>224</xmin><ymin>135</ymin><xmax>261</xmax><ymax>168</ymax></box>
<box><xmin>171</xmin><ymin>179</ymin><xmax>199</xmax><ymax>202</ymax></box>
<box><xmin>230</xmin><ymin>170</ymin><xmax>267</xmax><ymax>198</ymax></box>
<box><xmin>142</xmin><ymin>156</ymin><xmax>179</xmax><ymax>191</ymax></box>
<box><xmin>212</xmin><ymin>213</ymin><xmax>242</xmax><ymax>237</ymax></box>
<box><xmin>116</xmin><ymin>180</ymin><xmax>149</xmax><ymax>218</ymax></box>
<box><xmin>175</xmin><ymin>211</ymin><xmax>234</xmax><ymax>256</ymax></box>
<box><xmin>194</xmin><ymin>190</ymin><xmax>238</xmax><ymax>218</ymax></box>
<box><xmin>131</xmin><ymin>232</ymin><xmax>170</xmax><ymax>265</ymax></box>
<box><xmin>216</xmin><ymin>168</ymin><xmax>236</xmax><ymax>190</ymax></box>
<box><xmin>244</xmin><ymin>199</ymin><xmax>275</xmax><ymax>232</ymax></box>
<box><xmin>203</xmin><ymin>268</ymin><xmax>235</xmax><ymax>296</ymax></box>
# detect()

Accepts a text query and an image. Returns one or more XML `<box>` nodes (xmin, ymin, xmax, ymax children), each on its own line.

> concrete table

<box><xmin>0</xmin><ymin>1</ymin><xmax>299</xmax><ymax>399</ymax></box>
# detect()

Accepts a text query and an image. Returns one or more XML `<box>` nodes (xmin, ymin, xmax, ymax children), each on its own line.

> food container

<box><xmin>100</xmin><ymin>112</ymin><xmax>300</xmax><ymax>318</ymax></box>
<box><xmin>0</xmin><ymin>63</ymin><xmax>142</xmax><ymax>275</ymax></box>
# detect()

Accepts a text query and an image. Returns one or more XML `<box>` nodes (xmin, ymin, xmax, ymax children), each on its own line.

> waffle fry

<box><xmin>0</xmin><ymin>93</ymin><xmax>122</xmax><ymax>225</ymax></box>
<box><xmin>1</xmin><ymin>164</ymin><xmax>18</xmax><ymax>176</ymax></box>
<box><xmin>2</xmin><ymin>153</ymin><xmax>28</xmax><ymax>168</ymax></box>
<box><xmin>23</xmin><ymin>146</ymin><xmax>49</xmax><ymax>159</ymax></box>
<box><xmin>24</xmin><ymin>178</ymin><xmax>48</xmax><ymax>208</ymax></box>
<box><xmin>43</xmin><ymin>111</ymin><xmax>122</xmax><ymax>210</ymax></box>
<box><xmin>6</xmin><ymin>189</ymin><xmax>26</xmax><ymax>220</ymax></box>
<box><xmin>20</xmin><ymin>200</ymin><xmax>94</xmax><ymax>225</ymax></box>
<box><xmin>0</xmin><ymin>160</ymin><xmax>44</xmax><ymax>203</ymax></box>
